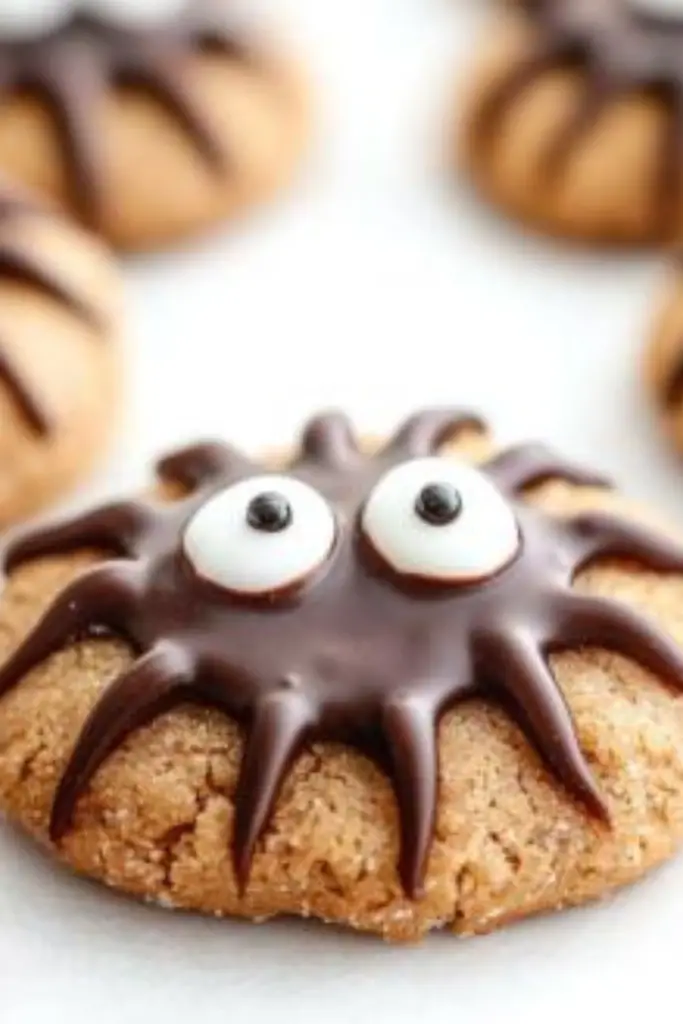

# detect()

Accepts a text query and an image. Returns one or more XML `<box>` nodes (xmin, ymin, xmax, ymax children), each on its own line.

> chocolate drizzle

<box><xmin>0</xmin><ymin>189</ymin><xmax>99</xmax><ymax>435</ymax></box>
<box><xmin>475</xmin><ymin>0</ymin><xmax>683</xmax><ymax>233</ymax></box>
<box><xmin>3</xmin><ymin>409</ymin><xmax>683</xmax><ymax>896</ymax></box>
<box><xmin>662</xmin><ymin>343</ymin><xmax>683</xmax><ymax>410</ymax></box>
<box><xmin>0</xmin><ymin>9</ymin><xmax>250</xmax><ymax>226</ymax></box>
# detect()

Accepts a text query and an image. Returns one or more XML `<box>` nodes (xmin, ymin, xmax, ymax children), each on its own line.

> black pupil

<box><xmin>246</xmin><ymin>492</ymin><xmax>293</xmax><ymax>533</ymax></box>
<box><xmin>415</xmin><ymin>482</ymin><xmax>463</xmax><ymax>526</ymax></box>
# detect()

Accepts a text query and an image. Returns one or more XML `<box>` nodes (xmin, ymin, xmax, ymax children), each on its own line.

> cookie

<box><xmin>0</xmin><ymin>179</ymin><xmax>120</xmax><ymax>526</ymax></box>
<box><xmin>0</xmin><ymin>1</ymin><xmax>309</xmax><ymax>251</ymax></box>
<box><xmin>642</xmin><ymin>264</ymin><xmax>683</xmax><ymax>449</ymax></box>
<box><xmin>458</xmin><ymin>0</ymin><xmax>683</xmax><ymax>245</ymax></box>
<box><xmin>3</xmin><ymin>409</ymin><xmax>683</xmax><ymax>942</ymax></box>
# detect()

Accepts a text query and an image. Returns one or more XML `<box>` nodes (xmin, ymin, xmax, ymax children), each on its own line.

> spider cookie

<box><xmin>0</xmin><ymin>1</ymin><xmax>308</xmax><ymax>251</ymax></box>
<box><xmin>4</xmin><ymin>409</ymin><xmax>683</xmax><ymax>941</ymax></box>
<box><xmin>0</xmin><ymin>180</ymin><xmax>120</xmax><ymax>526</ymax></box>
<box><xmin>459</xmin><ymin>0</ymin><xmax>683</xmax><ymax>245</ymax></box>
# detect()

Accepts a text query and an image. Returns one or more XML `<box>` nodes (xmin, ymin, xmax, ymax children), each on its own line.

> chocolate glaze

<box><xmin>475</xmin><ymin>0</ymin><xmax>683</xmax><ymax>233</ymax></box>
<box><xmin>0</xmin><ymin>188</ymin><xmax>99</xmax><ymax>435</ymax></box>
<box><xmin>3</xmin><ymin>409</ymin><xmax>683</xmax><ymax>896</ymax></box>
<box><xmin>0</xmin><ymin>7</ymin><xmax>250</xmax><ymax>226</ymax></box>
<box><xmin>662</xmin><ymin>346</ymin><xmax>683</xmax><ymax>410</ymax></box>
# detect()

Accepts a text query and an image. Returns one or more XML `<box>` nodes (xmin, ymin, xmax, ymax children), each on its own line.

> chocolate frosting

<box><xmin>0</xmin><ymin>7</ymin><xmax>250</xmax><ymax>226</ymax></box>
<box><xmin>3</xmin><ymin>409</ymin><xmax>683</xmax><ymax>896</ymax></box>
<box><xmin>662</xmin><ymin>349</ymin><xmax>683</xmax><ymax>410</ymax></box>
<box><xmin>0</xmin><ymin>188</ymin><xmax>99</xmax><ymax>435</ymax></box>
<box><xmin>475</xmin><ymin>0</ymin><xmax>683</xmax><ymax>233</ymax></box>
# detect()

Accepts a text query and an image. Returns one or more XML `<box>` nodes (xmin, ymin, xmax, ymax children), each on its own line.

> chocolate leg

<box><xmin>51</xmin><ymin>642</ymin><xmax>193</xmax><ymax>840</ymax></box>
<box><xmin>485</xmin><ymin>444</ymin><xmax>609</xmax><ymax>495</ymax></box>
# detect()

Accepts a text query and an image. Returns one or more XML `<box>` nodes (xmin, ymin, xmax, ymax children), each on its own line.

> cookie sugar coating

<box><xmin>3</xmin><ymin>411</ymin><xmax>683</xmax><ymax>940</ymax></box>
<box><xmin>459</xmin><ymin>1</ymin><xmax>683</xmax><ymax>245</ymax></box>
<box><xmin>0</xmin><ymin>180</ymin><xmax>120</xmax><ymax>526</ymax></box>
<box><xmin>0</xmin><ymin>3</ymin><xmax>309</xmax><ymax>250</ymax></box>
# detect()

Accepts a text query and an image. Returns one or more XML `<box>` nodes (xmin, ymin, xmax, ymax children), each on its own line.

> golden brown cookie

<box><xmin>642</xmin><ymin>263</ymin><xmax>683</xmax><ymax>449</ymax></box>
<box><xmin>458</xmin><ymin>1</ymin><xmax>683</xmax><ymax>246</ymax></box>
<box><xmin>0</xmin><ymin>2</ymin><xmax>309</xmax><ymax>251</ymax></box>
<box><xmin>3</xmin><ymin>409</ymin><xmax>683</xmax><ymax>942</ymax></box>
<box><xmin>0</xmin><ymin>179</ymin><xmax>120</xmax><ymax>526</ymax></box>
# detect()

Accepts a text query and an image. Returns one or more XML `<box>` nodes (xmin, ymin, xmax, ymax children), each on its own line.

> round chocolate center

<box><xmin>246</xmin><ymin>492</ymin><xmax>293</xmax><ymax>533</ymax></box>
<box><xmin>414</xmin><ymin>483</ymin><xmax>463</xmax><ymax>526</ymax></box>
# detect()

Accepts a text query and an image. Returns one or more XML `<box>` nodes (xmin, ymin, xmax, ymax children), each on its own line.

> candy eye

<box><xmin>362</xmin><ymin>457</ymin><xmax>520</xmax><ymax>583</ymax></box>
<box><xmin>0</xmin><ymin>0</ymin><xmax>73</xmax><ymax>39</ymax></box>
<box><xmin>84</xmin><ymin>0</ymin><xmax>187</xmax><ymax>29</ymax></box>
<box><xmin>183</xmin><ymin>475</ymin><xmax>336</xmax><ymax>596</ymax></box>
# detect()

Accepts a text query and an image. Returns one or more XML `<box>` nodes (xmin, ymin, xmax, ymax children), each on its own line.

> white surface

<box><xmin>2</xmin><ymin>0</ymin><xmax>683</xmax><ymax>1020</ymax></box>
<box><xmin>0</xmin><ymin>0</ymin><xmax>72</xmax><ymax>40</ymax></box>
<box><xmin>86</xmin><ymin>0</ymin><xmax>189</xmax><ymax>30</ymax></box>
<box><xmin>634</xmin><ymin>0</ymin><xmax>683</xmax><ymax>16</ymax></box>
<box><xmin>0</xmin><ymin>0</ymin><xmax>195</xmax><ymax>40</ymax></box>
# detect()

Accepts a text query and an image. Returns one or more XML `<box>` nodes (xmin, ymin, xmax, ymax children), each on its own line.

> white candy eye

<box><xmin>183</xmin><ymin>475</ymin><xmax>336</xmax><ymax>596</ymax></box>
<box><xmin>84</xmin><ymin>0</ymin><xmax>186</xmax><ymax>29</ymax></box>
<box><xmin>362</xmin><ymin>457</ymin><xmax>519</xmax><ymax>583</ymax></box>
<box><xmin>0</xmin><ymin>0</ymin><xmax>73</xmax><ymax>39</ymax></box>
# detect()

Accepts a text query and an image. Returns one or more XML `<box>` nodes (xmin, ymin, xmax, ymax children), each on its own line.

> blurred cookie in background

<box><xmin>458</xmin><ymin>0</ymin><xmax>683</xmax><ymax>246</ymax></box>
<box><xmin>0</xmin><ymin>0</ymin><xmax>310</xmax><ymax>250</ymax></box>
<box><xmin>643</xmin><ymin>260</ymin><xmax>683</xmax><ymax>451</ymax></box>
<box><xmin>0</xmin><ymin>177</ymin><xmax>121</xmax><ymax>525</ymax></box>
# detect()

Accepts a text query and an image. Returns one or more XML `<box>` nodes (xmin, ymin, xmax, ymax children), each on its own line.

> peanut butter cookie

<box><xmin>0</xmin><ymin>0</ymin><xmax>309</xmax><ymax>250</ymax></box>
<box><xmin>2</xmin><ymin>410</ymin><xmax>683</xmax><ymax>941</ymax></box>
<box><xmin>0</xmin><ymin>179</ymin><xmax>120</xmax><ymax>525</ymax></box>
<box><xmin>459</xmin><ymin>0</ymin><xmax>683</xmax><ymax>245</ymax></box>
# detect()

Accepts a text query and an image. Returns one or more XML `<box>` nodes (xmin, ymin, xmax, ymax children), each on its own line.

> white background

<box><xmin>2</xmin><ymin>0</ymin><xmax>683</xmax><ymax>1020</ymax></box>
